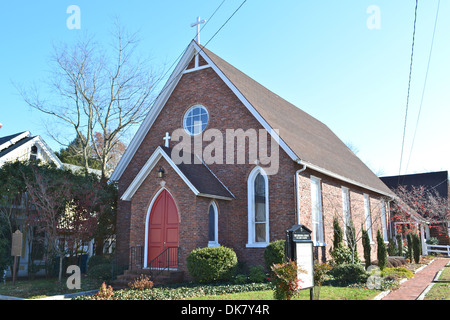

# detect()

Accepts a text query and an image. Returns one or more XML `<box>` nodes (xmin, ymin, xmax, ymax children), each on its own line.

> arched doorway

<box><xmin>146</xmin><ymin>189</ymin><xmax>179</xmax><ymax>268</ymax></box>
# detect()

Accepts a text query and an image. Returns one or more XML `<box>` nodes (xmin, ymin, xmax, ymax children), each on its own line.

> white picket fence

<box><xmin>426</xmin><ymin>244</ymin><xmax>450</xmax><ymax>256</ymax></box>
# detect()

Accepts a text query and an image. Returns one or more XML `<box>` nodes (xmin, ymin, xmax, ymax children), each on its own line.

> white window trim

<box><xmin>341</xmin><ymin>186</ymin><xmax>350</xmax><ymax>243</ymax></box>
<box><xmin>208</xmin><ymin>202</ymin><xmax>220</xmax><ymax>247</ymax></box>
<box><xmin>364</xmin><ymin>193</ymin><xmax>374</xmax><ymax>243</ymax></box>
<box><xmin>311</xmin><ymin>176</ymin><xmax>325</xmax><ymax>246</ymax></box>
<box><xmin>183</xmin><ymin>104</ymin><xmax>209</xmax><ymax>136</ymax></box>
<box><xmin>380</xmin><ymin>199</ymin><xmax>388</xmax><ymax>242</ymax></box>
<box><xmin>246</xmin><ymin>167</ymin><xmax>270</xmax><ymax>248</ymax></box>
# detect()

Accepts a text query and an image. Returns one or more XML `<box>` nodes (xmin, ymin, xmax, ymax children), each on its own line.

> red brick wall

<box><xmin>116</xmin><ymin>57</ymin><xmax>391</xmax><ymax>276</ymax></box>
<box><xmin>296</xmin><ymin>168</ymin><xmax>389</xmax><ymax>264</ymax></box>
<box><xmin>116</xmin><ymin>60</ymin><xmax>299</xmax><ymax>273</ymax></box>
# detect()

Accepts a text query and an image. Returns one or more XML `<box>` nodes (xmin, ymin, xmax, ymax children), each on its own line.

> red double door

<box><xmin>147</xmin><ymin>190</ymin><xmax>179</xmax><ymax>268</ymax></box>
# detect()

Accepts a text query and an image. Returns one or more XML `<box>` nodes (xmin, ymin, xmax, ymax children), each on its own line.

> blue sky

<box><xmin>0</xmin><ymin>0</ymin><xmax>448</xmax><ymax>177</ymax></box>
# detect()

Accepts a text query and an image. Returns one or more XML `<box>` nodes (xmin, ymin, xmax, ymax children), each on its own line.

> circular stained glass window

<box><xmin>183</xmin><ymin>105</ymin><xmax>209</xmax><ymax>136</ymax></box>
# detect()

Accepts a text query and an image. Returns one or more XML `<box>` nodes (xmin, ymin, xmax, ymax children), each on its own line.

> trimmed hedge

<box><xmin>264</xmin><ymin>240</ymin><xmax>285</xmax><ymax>270</ymax></box>
<box><xmin>187</xmin><ymin>246</ymin><xmax>238</xmax><ymax>283</ymax></box>
<box><xmin>329</xmin><ymin>263</ymin><xmax>369</xmax><ymax>285</ymax></box>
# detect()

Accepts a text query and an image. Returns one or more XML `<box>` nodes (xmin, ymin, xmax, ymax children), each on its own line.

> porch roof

<box><xmin>121</xmin><ymin>146</ymin><xmax>235</xmax><ymax>201</ymax></box>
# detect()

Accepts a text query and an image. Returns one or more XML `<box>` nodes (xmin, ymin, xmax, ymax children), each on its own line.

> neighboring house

<box><xmin>0</xmin><ymin>131</ymin><xmax>62</xmax><ymax>168</ymax></box>
<box><xmin>0</xmin><ymin>131</ymin><xmax>107</xmax><ymax>278</ymax></box>
<box><xmin>110</xmin><ymin>40</ymin><xmax>396</xmax><ymax>279</ymax></box>
<box><xmin>0</xmin><ymin>131</ymin><xmax>63</xmax><ymax>277</ymax></box>
<box><xmin>380</xmin><ymin>171</ymin><xmax>450</xmax><ymax>245</ymax></box>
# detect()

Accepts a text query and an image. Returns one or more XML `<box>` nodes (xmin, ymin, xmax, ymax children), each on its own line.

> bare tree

<box><xmin>392</xmin><ymin>185</ymin><xmax>449</xmax><ymax>240</ymax></box>
<box><xmin>17</xmin><ymin>20</ymin><xmax>159</xmax><ymax>178</ymax></box>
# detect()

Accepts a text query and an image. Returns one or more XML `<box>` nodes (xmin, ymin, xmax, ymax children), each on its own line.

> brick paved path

<box><xmin>382</xmin><ymin>257</ymin><xmax>450</xmax><ymax>300</ymax></box>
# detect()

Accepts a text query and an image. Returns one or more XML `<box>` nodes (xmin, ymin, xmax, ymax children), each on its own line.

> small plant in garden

<box><xmin>362</xmin><ymin>227</ymin><xmax>371</xmax><ymax>269</ymax></box>
<box><xmin>388</xmin><ymin>237</ymin><xmax>397</xmax><ymax>256</ymax></box>
<box><xmin>412</xmin><ymin>233</ymin><xmax>421</xmax><ymax>263</ymax></box>
<box><xmin>95</xmin><ymin>282</ymin><xmax>114</xmax><ymax>300</ymax></box>
<box><xmin>377</xmin><ymin>230</ymin><xmax>387</xmax><ymax>270</ymax></box>
<box><xmin>128</xmin><ymin>274</ymin><xmax>154</xmax><ymax>290</ymax></box>
<box><xmin>313</xmin><ymin>262</ymin><xmax>332</xmax><ymax>300</ymax></box>
<box><xmin>396</xmin><ymin>234</ymin><xmax>403</xmax><ymax>256</ymax></box>
<box><xmin>330</xmin><ymin>216</ymin><xmax>353</xmax><ymax>266</ymax></box>
<box><xmin>264</xmin><ymin>240</ymin><xmax>285</xmax><ymax>271</ymax></box>
<box><xmin>270</xmin><ymin>260</ymin><xmax>305</xmax><ymax>300</ymax></box>
<box><xmin>248</xmin><ymin>265</ymin><xmax>267</xmax><ymax>283</ymax></box>
<box><xmin>407</xmin><ymin>233</ymin><xmax>413</xmax><ymax>262</ymax></box>
<box><xmin>345</xmin><ymin>218</ymin><xmax>359</xmax><ymax>263</ymax></box>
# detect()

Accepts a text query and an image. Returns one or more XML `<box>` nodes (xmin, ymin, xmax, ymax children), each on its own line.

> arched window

<box><xmin>247</xmin><ymin>167</ymin><xmax>269</xmax><ymax>247</ymax></box>
<box><xmin>208</xmin><ymin>202</ymin><xmax>219</xmax><ymax>247</ymax></box>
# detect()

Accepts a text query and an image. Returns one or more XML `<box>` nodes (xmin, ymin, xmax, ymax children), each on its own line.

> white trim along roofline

<box><xmin>298</xmin><ymin>160</ymin><xmax>395</xmax><ymax>199</ymax></box>
<box><xmin>0</xmin><ymin>131</ymin><xmax>30</xmax><ymax>152</ymax></box>
<box><xmin>0</xmin><ymin>134</ymin><xmax>63</xmax><ymax>169</ymax></box>
<box><xmin>110</xmin><ymin>41</ymin><xmax>299</xmax><ymax>182</ymax></box>
<box><xmin>120</xmin><ymin>146</ymin><xmax>234</xmax><ymax>201</ymax></box>
<box><xmin>110</xmin><ymin>44</ymin><xmax>197</xmax><ymax>182</ymax></box>
<box><xmin>110</xmin><ymin>41</ymin><xmax>393</xmax><ymax>199</ymax></box>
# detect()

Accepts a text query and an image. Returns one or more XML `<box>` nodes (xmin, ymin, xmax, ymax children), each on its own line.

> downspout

<box><xmin>295</xmin><ymin>161</ymin><xmax>307</xmax><ymax>224</ymax></box>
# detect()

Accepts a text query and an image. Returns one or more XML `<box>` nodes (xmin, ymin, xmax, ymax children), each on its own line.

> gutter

<box><xmin>295</xmin><ymin>162</ymin><xmax>307</xmax><ymax>224</ymax></box>
<box><xmin>297</xmin><ymin>159</ymin><xmax>395</xmax><ymax>200</ymax></box>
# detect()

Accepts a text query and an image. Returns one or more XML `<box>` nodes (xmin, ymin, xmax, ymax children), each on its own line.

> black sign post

<box><xmin>285</xmin><ymin>225</ymin><xmax>314</xmax><ymax>300</ymax></box>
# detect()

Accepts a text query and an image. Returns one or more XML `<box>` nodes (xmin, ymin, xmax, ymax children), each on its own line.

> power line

<box><xmin>144</xmin><ymin>0</ymin><xmax>247</xmax><ymax>115</ymax></box>
<box><xmin>141</xmin><ymin>0</ymin><xmax>230</xmax><ymax>115</ymax></box>
<box><xmin>405</xmin><ymin>0</ymin><xmax>441</xmax><ymax>173</ymax></box>
<box><xmin>201</xmin><ymin>0</ymin><xmax>247</xmax><ymax>49</ymax></box>
<box><xmin>398</xmin><ymin>0</ymin><xmax>419</xmax><ymax>177</ymax></box>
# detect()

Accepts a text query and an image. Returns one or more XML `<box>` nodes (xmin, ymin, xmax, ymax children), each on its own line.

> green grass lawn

<box><xmin>0</xmin><ymin>275</ymin><xmax>102</xmax><ymax>299</ymax></box>
<box><xmin>423</xmin><ymin>266</ymin><xmax>450</xmax><ymax>300</ymax></box>
<box><xmin>424</xmin><ymin>283</ymin><xmax>450</xmax><ymax>300</ymax></box>
<box><xmin>187</xmin><ymin>286</ymin><xmax>380</xmax><ymax>300</ymax></box>
<box><xmin>438</xmin><ymin>266</ymin><xmax>450</xmax><ymax>281</ymax></box>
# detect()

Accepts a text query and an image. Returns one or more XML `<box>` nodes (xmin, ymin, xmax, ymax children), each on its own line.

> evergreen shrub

<box><xmin>362</xmin><ymin>228</ymin><xmax>371</xmax><ymax>269</ymax></box>
<box><xmin>407</xmin><ymin>233</ymin><xmax>413</xmax><ymax>261</ymax></box>
<box><xmin>396</xmin><ymin>234</ymin><xmax>403</xmax><ymax>257</ymax></box>
<box><xmin>377</xmin><ymin>230</ymin><xmax>387</xmax><ymax>270</ymax></box>
<box><xmin>187</xmin><ymin>246</ymin><xmax>238</xmax><ymax>283</ymax></box>
<box><xmin>264</xmin><ymin>240</ymin><xmax>285</xmax><ymax>271</ymax></box>
<box><xmin>412</xmin><ymin>234</ymin><xmax>421</xmax><ymax>263</ymax></box>
<box><xmin>329</xmin><ymin>263</ymin><xmax>369</xmax><ymax>285</ymax></box>
<box><xmin>87</xmin><ymin>263</ymin><xmax>113</xmax><ymax>281</ymax></box>
<box><xmin>248</xmin><ymin>265</ymin><xmax>267</xmax><ymax>283</ymax></box>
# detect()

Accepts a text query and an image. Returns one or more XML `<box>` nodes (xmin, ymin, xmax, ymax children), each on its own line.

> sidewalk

<box><xmin>0</xmin><ymin>289</ymin><xmax>98</xmax><ymax>301</ymax></box>
<box><xmin>382</xmin><ymin>257</ymin><xmax>450</xmax><ymax>300</ymax></box>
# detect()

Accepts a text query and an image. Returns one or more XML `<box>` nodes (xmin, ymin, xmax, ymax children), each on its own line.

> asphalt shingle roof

<box><xmin>200</xmin><ymin>46</ymin><xmax>394</xmax><ymax>196</ymax></box>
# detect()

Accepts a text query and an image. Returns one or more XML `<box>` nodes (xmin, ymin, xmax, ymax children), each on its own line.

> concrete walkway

<box><xmin>0</xmin><ymin>289</ymin><xmax>98</xmax><ymax>301</ymax></box>
<box><xmin>382</xmin><ymin>257</ymin><xmax>450</xmax><ymax>300</ymax></box>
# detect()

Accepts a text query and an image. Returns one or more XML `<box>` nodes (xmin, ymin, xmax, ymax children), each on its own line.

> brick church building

<box><xmin>110</xmin><ymin>40</ymin><xmax>395</xmax><ymax>279</ymax></box>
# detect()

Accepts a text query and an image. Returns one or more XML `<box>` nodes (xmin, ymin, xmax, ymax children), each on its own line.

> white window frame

<box><xmin>246</xmin><ymin>167</ymin><xmax>269</xmax><ymax>248</ymax></box>
<box><xmin>341</xmin><ymin>187</ymin><xmax>350</xmax><ymax>243</ymax></box>
<box><xmin>183</xmin><ymin>105</ymin><xmax>209</xmax><ymax>136</ymax></box>
<box><xmin>311</xmin><ymin>176</ymin><xmax>325</xmax><ymax>246</ymax></box>
<box><xmin>208</xmin><ymin>202</ymin><xmax>220</xmax><ymax>247</ymax></box>
<box><xmin>364</xmin><ymin>193</ymin><xmax>373</xmax><ymax>243</ymax></box>
<box><xmin>380</xmin><ymin>199</ymin><xmax>388</xmax><ymax>242</ymax></box>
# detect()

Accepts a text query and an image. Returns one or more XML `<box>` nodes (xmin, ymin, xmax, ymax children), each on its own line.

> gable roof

<box><xmin>111</xmin><ymin>41</ymin><xmax>394</xmax><ymax>198</ymax></box>
<box><xmin>380</xmin><ymin>171</ymin><xmax>449</xmax><ymax>199</ymax></box>
<box><xmin>121</xmin><ymin>146</ymin><xmax>234</xmax><ymax>201</ymax></box>
<box><xmin>0</xmin><ymin>131</ymin><xmax>62</xmax><ymax>168</ymax></box>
